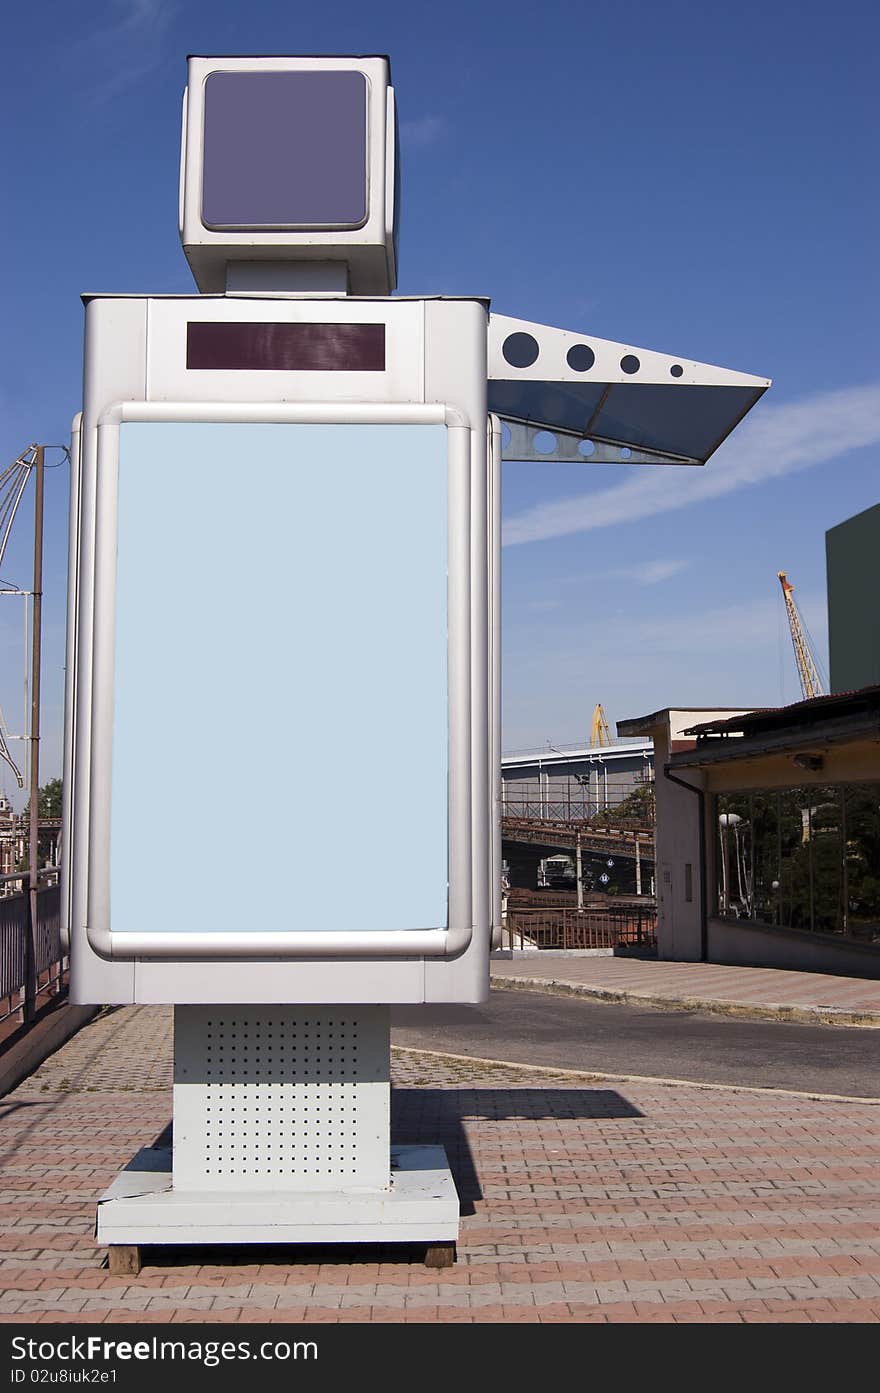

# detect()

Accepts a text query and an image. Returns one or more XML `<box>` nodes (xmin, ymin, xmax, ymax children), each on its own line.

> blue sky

<box><xmin>1</xmin><ymin>0</ymin><xmax>878</xmax><ymax>801</ymax></box>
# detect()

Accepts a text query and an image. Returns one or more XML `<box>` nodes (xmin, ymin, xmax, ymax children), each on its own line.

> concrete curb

<box><xmin>490</xmin><ymin>972</ymin><xmax>880</xmax><ymax>1028</ymax></box>
<box><xmin>391</xmin><ymin>1044</ymin><xmax>880</xmax><ymax>1104</ymax></box>
<box><xmin>0</xmin><ymin>1000</ymin><xmax>99</xmax><ymax>1098</ymax></box>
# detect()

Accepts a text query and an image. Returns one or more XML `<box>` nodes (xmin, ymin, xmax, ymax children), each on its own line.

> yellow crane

<box><xmin>590</xmin><ymin>703</ymin><xmax>611</xmax><ymax>747</ymax></box>
<box><xmin>777</xmin><ymin>571</ymin><xmax>825</xmax><ymax>700</ymax></box>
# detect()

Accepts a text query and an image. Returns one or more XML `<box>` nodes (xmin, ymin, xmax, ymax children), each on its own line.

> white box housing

<box><xmin>179</xmin><ymin>56</ymin><xmax>398</xmax><ymax>294</ymax></box>
<box><xmin>65</xmin><ymin>294</ymin><xmax>498</xmax><ymax>1007</ymax></box>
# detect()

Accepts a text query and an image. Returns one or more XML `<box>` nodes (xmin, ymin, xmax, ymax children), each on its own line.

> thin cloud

<box><xmin>503</xmin><ymin>382</ymin><xmax>880</xmax><ymax>547</ymax></box>
<box><xmin>400</xmin><ymin>115</ymin><xmax>447</xmax><ymax>148</ymax></box>
<box><xmin>526</xmin><ymin>558</ymin><xmax>689</xmax><ymax>589</ymax></box>
<box><xmin>630</xmin><ymin>559</ymin><xmax>689</xmax><ymax>585</ymax></box>
<box><xmin>72</xmin><ymin>0</ymin><xmax>175</xmax><ymax>105</ymax></box>
<box><xmin>629</xmin><ymin>597</ymin><xmax>781</xmax><ymax>656</ymax></box>
<box><xmin>628</xmin><ymin>593</ymin><xmax>827</xmax><ymax>664</ymax></box>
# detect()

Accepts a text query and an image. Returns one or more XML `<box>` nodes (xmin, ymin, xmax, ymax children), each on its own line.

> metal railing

<box><xmin>504</xmin><ymin>904</ymin><xmax>657</xmax><ymax>952</ymax></box>
<box><xmin>502</xmin><ymin>796</ymin><xmax>654</xmax><ymax>824</ymax></box>
<box><xmin>501</xmin><ymin>770</ymin><xmax>655</xmax><ymax>826</ymax></box>
<box><xmin>0</xmin><ymin>871</ymin><xmax>64</xmax><ymax>1029</ymax></box>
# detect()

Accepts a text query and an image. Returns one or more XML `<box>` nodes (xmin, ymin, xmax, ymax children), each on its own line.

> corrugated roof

<box><xmin>683</xmin><ymin>684</ymin><xmax>880</xmax><ymax>740</ymax></box>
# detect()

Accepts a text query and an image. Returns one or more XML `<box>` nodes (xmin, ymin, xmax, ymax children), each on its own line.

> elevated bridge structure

<box><xmin>501</xmin><ymin>816</ymin><xmax>651</xmax><ymax>859</ymax></box>
<box><xmin>501</xmin><ymin>816</ymin><xmax>654</xmax><ymax>896</ymax></box>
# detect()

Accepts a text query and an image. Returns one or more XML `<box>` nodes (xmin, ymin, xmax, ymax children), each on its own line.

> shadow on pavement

<box><xmin>392</xmin><ymin>1086</ymin><xmax>643</xmax><ymax>1215</ymax></box>
<box><xmin>128</xmin><ymin>1086</ymin><xmax>641</xmax><ymax>1271</ymax></box>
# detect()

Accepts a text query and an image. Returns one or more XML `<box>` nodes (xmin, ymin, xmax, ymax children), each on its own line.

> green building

<box><xmin>826</xmin><ymin>502</ymin><xmax>880</xmax><ymax>693</ymax></box>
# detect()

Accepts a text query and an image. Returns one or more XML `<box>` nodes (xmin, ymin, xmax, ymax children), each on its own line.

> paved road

<box><xmin>392</xmin><ymin>987</ymin><xmax>880</xmax><ymax>1097</ymax></box>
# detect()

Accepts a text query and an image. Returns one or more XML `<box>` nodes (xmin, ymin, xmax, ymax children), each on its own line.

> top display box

<box><xmin>179</xmin><ymin>56</ymin><xmax>399</xmax><ymax>294</ymax></box>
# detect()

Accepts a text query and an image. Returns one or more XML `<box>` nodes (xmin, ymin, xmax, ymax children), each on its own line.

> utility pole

<box><xmin>576</xmin><ymin>831</ymin><xmax>583</xmax><ymax>911</ymax></box>
<box><xmin>25</xmin><ymin>447</ymin><xmax>44</xmax><ymax>1023</ymax></box>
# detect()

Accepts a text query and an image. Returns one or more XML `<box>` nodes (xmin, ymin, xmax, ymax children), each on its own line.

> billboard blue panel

<box><xmin>110</xmin><ymin>421</ymin><xmax>448</xmax><ymax>934</ymax></box>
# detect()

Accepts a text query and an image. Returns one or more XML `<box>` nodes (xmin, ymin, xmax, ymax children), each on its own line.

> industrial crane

<box><xmin>777</xmin><ymin>571</ymin><xmax>825</xmax><ymax>700</ymax></box>
<box><xmin>590</xmin><ymin>703</ymin><xmax>612</xmax><ymax>747</ymax></box>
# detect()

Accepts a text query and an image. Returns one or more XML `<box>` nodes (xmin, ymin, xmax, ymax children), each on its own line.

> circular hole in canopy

<box><xmin>566</xmin><ymin>343</ymin><xmax>595</xmax><ymax>372</ymax></box>
<box><xmin>533</xmin><ymin>430</ymin><xmax>557</xmax><ymax>454</ymax></box>
<box><xmin>619</xmin><ymin>446</ymin><xmax>632</xmax><ymax>460</ymax></box>
<box><xmin>620</xmin><ymin>354</ymin><xmax>640</xmax><ymax>375</ymax></box>
<box><xmin>670</xmin><ymin>363</ymin><xmax>684</xmax><ymax>378</ymax></box>
<box><xmin>578</xmin><ymin>439</ymin><xmax>596</xmax><ymax>457</ymax></box>
<box><xmin>502</xmin><ymin>332</ymin><xmax>540</xmax><ymax>368</ymax></box>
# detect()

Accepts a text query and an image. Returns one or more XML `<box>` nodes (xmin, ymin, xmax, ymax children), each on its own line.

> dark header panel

<box><xmin>186</xmin><ymin>322</ymin><xmax>386</xmax><ymax>371</ymax></box>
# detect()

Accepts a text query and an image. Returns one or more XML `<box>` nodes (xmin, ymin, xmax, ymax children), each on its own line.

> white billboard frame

<box><xmin>79</xmin><ymin>399</ymin><xmax>478</xmax><ymax>961</ymax></box>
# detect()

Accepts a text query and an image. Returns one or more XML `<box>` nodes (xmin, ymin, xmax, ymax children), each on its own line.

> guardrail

<box><xmin>504</xmin><ymin>904</ymin><xmax>657</xmax><ymax>952</ymax></box>
<box><xmin>0</xmin><ymin>871</ymin><xmax>64</xmax><ymax>1031</ymax></box>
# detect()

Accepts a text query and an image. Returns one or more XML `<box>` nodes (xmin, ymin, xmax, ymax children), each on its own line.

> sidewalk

<box><xmin>490</xmin><ymin>957</ymin><xmax>880</xmax><ymax>1026</ymax></box>
<box><xmin>0</xmin><ymin>1004</ymin><xmax>879</xmax><ymax>1323</ymax></box>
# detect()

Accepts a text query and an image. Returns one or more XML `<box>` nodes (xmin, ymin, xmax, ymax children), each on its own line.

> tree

<box><xmin>22</xmin><ymin>778</ymin><xmax>62</xmax><ymax>820</ymax></box>
<box><xmin>592</xmin><ymin>781</ymin><xmax>655</xmax><ymax>827</ymax></box>
<box><xmin>37</xmin><ymin>779</ymin><xmax>62</xmax><ymax>818</ymax></box>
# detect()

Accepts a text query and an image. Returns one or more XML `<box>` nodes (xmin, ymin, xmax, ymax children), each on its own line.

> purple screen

<box><xmin>201</xmin><ymin>71</ymin><xmax>368</xmax><ymax>229</ymax></box>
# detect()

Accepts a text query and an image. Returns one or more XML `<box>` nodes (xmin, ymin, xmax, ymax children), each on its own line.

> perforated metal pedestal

<box><xmin>96</xmin><ymin>1007</ymin><xmax>459</xmax><ymax>1254</ymax></box>
<box><xmin>173</xmin><ymin>1006</ymin><xmax>391</xmax><ymax>1192</ymax></box>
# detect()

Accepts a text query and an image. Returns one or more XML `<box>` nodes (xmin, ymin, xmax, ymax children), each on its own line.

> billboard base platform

<box><xmin>96</xmin><ymin>1143</ymin><xmax>460</xmax><ymax>1270</ymax></box>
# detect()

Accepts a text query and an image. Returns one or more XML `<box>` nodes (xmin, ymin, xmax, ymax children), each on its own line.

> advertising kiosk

<box><xmin>64</xmin><ymin>55</ymin><xmax>769</xmax><ymax>1270</ymax></box>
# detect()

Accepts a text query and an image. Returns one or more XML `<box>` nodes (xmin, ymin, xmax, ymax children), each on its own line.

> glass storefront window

<box><xmin>716</xmin><ymin>783</ymin><xmax>880</xmax><ymax>949</ymax></box>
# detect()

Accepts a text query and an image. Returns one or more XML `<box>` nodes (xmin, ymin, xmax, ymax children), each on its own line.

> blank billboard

<box><xmin>109</xmin><ymin>421</ymin><xmax>449</xmax><ymax>936</ymax></box>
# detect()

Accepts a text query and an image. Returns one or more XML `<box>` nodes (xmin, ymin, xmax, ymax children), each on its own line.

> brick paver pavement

<box><xmin>491</xmin><ymin>957</ymin><xmax>880</xmax><ymax>1025</ymax></box>
<box><xmin>1</xmin><ymin>1004</ymin><xmax>879</xmax><ymax>1323</ymax></box>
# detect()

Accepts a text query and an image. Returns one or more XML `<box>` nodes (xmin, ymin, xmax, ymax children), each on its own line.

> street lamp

<box><xmin>718</xmin><ymin>812</ymin><xmax>742</xmax><ymax>915</ymax></box>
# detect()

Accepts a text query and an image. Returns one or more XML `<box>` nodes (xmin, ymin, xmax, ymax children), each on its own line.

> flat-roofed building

<box><xmin>619</xmin><ymin>692</ymin><xmax>880</xmax><ymax>977</ymax></box>
<box><xmin>501</xmin><ymin>739</ymin><xmax>654</xmax><ymax>821</ymax></box>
